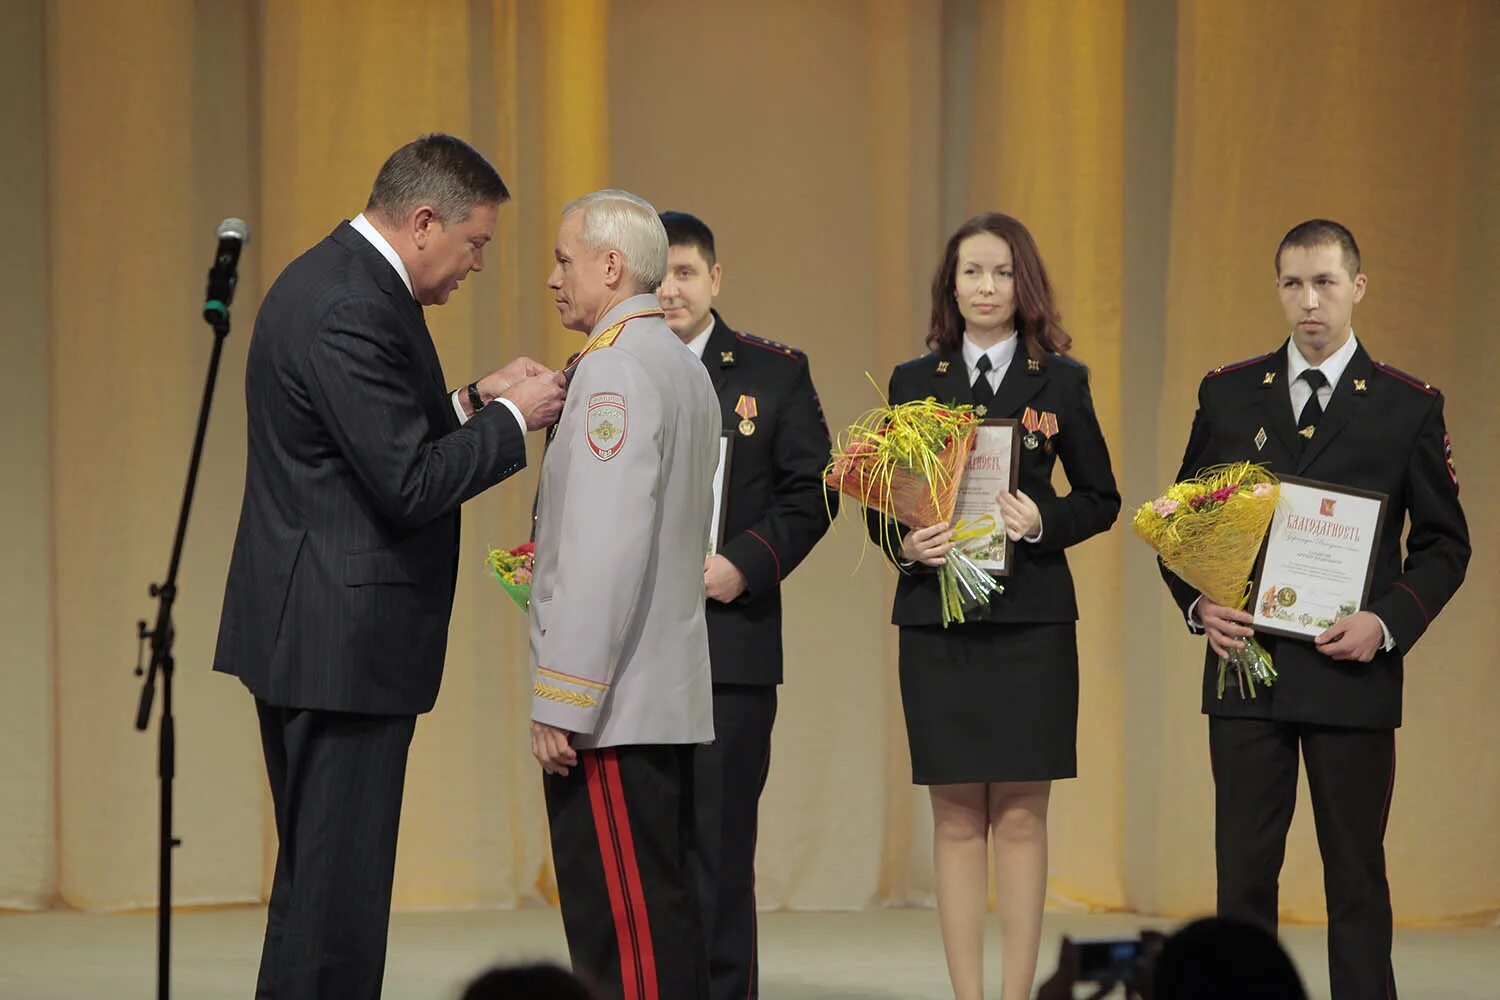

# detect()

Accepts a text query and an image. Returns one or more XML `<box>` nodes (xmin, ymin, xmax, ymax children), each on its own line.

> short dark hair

<box><xmin>1275</xmin><ymin>219</ymin><xmax>1361</xmax><ymax>278</ymax></box>
<box><xmin>659</xmin><ymin>211</ymin><xmax>717</xmax><ymax>265</ymax></box>
<box><xmin>461</xmin><ymin>962</ymin><xmax>598</xmax><ymax>1000</ymax></box>
<box><xmin>928</xmin><ymin>213</ymin><xmax>1071</xmax><ymax>360</ymax></box>
<box><xmin>1153</xmin><ymin>917</ymin><xmax>1307</xmax><ymax>999</ymax></box>
<box><xmin>366</xmin><ymin>133</ymin><xmax>509</xmax><ymax>224</ymax></box>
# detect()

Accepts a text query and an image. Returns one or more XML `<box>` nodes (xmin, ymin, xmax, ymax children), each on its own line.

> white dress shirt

<box><xmin>962</xmin><ymin>331</ymin><xmax>1018</xmax><ymax>392</ymax></box>
<box><xmin>348</xmin><ymin>213</ymin><xmax>526</xmax><ymax>434</ymax></box>
<box><xmin>683</xmin><ymin>314</ymin><xmax>715</xmax><ymax>359</ymax></box>
<box><xmin>1288</xmin><ymin>329</ymin><xmax>1359</xmax><ymax>420</ymax></box>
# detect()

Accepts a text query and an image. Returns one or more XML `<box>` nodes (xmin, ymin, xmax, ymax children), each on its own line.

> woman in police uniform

<box><xmin>871</xmin><ymin>213</ymin><xmax>1119</xmax><ymax>1000</ymax></box>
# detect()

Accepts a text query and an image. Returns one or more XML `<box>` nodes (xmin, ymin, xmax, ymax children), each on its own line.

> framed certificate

<box><xmin>1251</xmin><ymin>475</ymin><xmax>1387</xmax><ymax>640</ymax></box>
<box><xmin>951</xmin><ymin>419</ymin><xmax>1021</xmax><ymax>576</ymax></box>
<box><xmin>708</xmin><ymin>431</ymin><xmax>734</xmax><ymax>556</ymax></box>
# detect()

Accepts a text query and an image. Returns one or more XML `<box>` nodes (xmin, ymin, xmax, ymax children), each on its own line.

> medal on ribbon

<box><xmin>735</xmin><ymin>394</ymin><xmax>759</xmax><ymax>436</ymax></box>
<box><xmin>1021</xmin><ymin>407</ymin><xmax>1042</xmax><ymax>450</ymax></box>
<box><xmin>1038</xmin><ymin>411</ymin><xmax>1059</xmax><ymax>451</ymax></box>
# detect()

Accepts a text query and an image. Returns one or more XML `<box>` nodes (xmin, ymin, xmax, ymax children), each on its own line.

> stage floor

<box><xmin>1</xmin><ymin>906</ymin><xmax>1495</xmax><ymax>998</ymax></box>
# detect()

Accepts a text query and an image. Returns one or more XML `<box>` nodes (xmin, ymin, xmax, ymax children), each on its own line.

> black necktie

<box><xmin>972</xmin><ymin>353</ymin><xmax>995</xmax><ymax>410</ymax></box>
<box><xmin>1296</xmin><ymin>368</ymin><xmax>1328</xmax><ymax>446</ymax></box>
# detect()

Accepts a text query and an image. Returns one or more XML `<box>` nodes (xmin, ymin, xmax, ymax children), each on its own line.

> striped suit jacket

<box><xmin>213</xmin><ymin>221</ymin><xmax>527</xmax><ymax>715</ymax></box>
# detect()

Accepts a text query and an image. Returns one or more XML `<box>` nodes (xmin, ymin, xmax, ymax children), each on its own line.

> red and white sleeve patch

<box><xmin>586</xmin><ymin>391</ymin><xmax>628</xmax><ymax>461</ymax></box>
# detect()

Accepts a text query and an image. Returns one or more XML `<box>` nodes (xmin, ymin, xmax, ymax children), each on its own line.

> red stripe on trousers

<box><xmin>601</xmin><ymin>750</ymin><xmax>659</xmax><ymax>1000</ymax></box>
<box><xmin>584</xmin><ymin>751</ymin><xmax>645</xmax><ymax>1000</ymax></box>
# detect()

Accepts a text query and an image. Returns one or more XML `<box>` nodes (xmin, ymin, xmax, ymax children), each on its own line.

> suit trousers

<box><xmin>1209</xmin><ymin>716</ymin><xmax>1397</xmax><ymax>1000</ymax></box>
<box><xmin>692</xmin><ymin>684</ymin><xmax>778</xmax><ymax>1000</ymax></box>
<box><xmin>545</xmin><ymin>745</ymin><xmax>707</xmax><ymax>1000</ymax></box>
<box><xmin>255</xmin><ymin>700</ymin><xmax>416</xmax><ymax>1000</ymax></box>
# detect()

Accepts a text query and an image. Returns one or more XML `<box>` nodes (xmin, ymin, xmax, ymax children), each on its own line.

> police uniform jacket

<box><xmin>872</xmin><ymin>345</ymin><xmax>1120</xmax><ymax>626</ymax></box>
<box><xmin>528</xmin><ymin>294</ymin><xmax>723</xmax><ymax>748</ymax></box>
<box><xmin>1162</xmin><ymin>338</ymin><xmax>1470</xmax><ymax>728</ymax></box>
<box><xmin>700</xmin><ymin>311</ymin><xmax>833</xmax><ymax>685</ymax></box>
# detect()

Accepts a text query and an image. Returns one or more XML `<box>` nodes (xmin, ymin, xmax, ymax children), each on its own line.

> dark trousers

<box><xmin>255</xmin><ymin>699</ymin><xmax>416</xmax><ymax>1000</ymax></box>
<box><xmin>544</xmin><ymin>745</ymin><xmax>707</xmax><ymax>1000</ymax></box>
<box><xmin>692</xmin><ymin>685</ymin><xmax>778</xmax><ymax>1000</ymax></box>
<box><xmin>1210</xmin><ymin>717</ymin><xmax>1398</xmax><ymax>1000</ymax></box>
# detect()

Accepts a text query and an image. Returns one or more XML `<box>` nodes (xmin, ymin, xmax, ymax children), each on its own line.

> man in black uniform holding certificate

<box><xmin>1161</xmin><ymin>220</ymin><xmax>1470</xmax><ymax>1000</ymax></box>
<box><xmin>656</xmin><ymin>211</ymin><xmax>833</xmax><ymax>1000</ymax></box>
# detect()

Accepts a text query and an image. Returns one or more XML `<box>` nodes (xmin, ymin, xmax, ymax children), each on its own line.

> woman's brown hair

<box><xmin>926</xmin><ymin>213</ymin><xmax>1071</xmax><ymax>361</ymax></box>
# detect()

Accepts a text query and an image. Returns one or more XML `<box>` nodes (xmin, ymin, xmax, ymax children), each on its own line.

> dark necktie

<box><xmin>972</xmin><ymin>353</ymin><xmax>996</xmax><ymax>410</ymax></box>
<box><xmin>1296</xmin><ymin>368</ymin><xmax>1328</xmax><ymax>447</ymax></box>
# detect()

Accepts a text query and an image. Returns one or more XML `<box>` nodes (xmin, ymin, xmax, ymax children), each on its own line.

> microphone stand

<box><xmin>134</xmin><ymin>299</ymin><xmax>233</xmax><ymax>1000</ymax></box>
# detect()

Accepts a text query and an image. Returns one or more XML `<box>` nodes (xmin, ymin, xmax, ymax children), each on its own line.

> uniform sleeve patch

<box><xmin>586</xmin><ymin>391</ymin><xmax>627</xmax><ymax>461</ymax></box>
<box><xmin>1444</xmin><ymin>433</ymin><xmax>1458</xmax><ymax>484</ymax></box>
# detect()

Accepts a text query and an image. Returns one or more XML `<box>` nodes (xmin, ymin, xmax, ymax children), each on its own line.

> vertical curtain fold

<box><xmin>3</xmin><ymin>0</ymin><xmax>1495</xmax><ymax>926</ymax></box>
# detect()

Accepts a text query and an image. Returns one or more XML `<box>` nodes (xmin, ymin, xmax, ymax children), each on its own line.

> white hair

<box><xmin>562</xmin><ymin>189</ymin><xmax>669</xmax><ymax>291</ymax></box>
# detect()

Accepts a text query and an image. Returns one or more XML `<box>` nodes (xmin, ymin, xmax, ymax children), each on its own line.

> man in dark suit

<box><xmin>656</xmin><ymin>211</ymin><xmax>833</xmax><ymax>999</ymax></box>
<box><xmin>214</xmin><ymin>134</ymin><xmax>566</xmax><ymax>998</ymax></box>
<box><xmin>1161</xmin><ymin>220</ymin><xmax>1470</xmax><ymax>1000</ymax></box>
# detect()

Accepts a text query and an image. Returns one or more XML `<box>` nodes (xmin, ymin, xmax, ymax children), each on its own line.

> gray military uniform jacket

<box><xmin>529</xmin><ymin>294</ymin><xmax>721</xmax><ymax>748</ymax></box>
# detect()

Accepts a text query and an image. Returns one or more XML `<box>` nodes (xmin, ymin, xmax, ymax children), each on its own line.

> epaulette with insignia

<box><xmin>1372</xmin><ymin>360</ymin><xmax>1438</xmax><ymax>396</ymax></box>
<box><xmin>735</xmin><ymin>331</ymin><xmax>805</xmax><ymax>360</ymax></box>
<box><xmin>1204</xmin><ymin>352</ymin><xmax>1276</xmax><ymax>379</ymax></box>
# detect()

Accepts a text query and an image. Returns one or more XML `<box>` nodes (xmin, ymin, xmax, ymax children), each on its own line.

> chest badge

<box><xmin>1254</xmin><ymin>426</ymin><xmax>1267</xmax><ymax>452</ymax></box>
<box><xmin>734</xmin><ymin>394</ymin><xmax>759</xmax><ymax>437</ymax></box>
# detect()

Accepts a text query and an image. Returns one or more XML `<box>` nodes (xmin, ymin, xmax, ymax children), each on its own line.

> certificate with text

<box><xmin>1252</xmin><ymin>476</ymin><xmax>1386</xmax><ymax>640</ymax></box>
<box><xmin>708</xmin><ymin>432</ymin><xmax>734</xmax><ymax>556</ymax></box>
<box><xmin>952</xmin><ymin>420</ymin><xmax>1021</xmax><ymax>575</ymax></box>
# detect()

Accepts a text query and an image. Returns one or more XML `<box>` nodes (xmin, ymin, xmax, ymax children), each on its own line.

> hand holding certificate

<box><xmin>950</xmin><ymin>420</ymin><xmax>1022</xmax><ymax>574</ymax></box>
<box><xmin>1251</xmin><ymin>476</ymin><xmax>1385</xmax><ymax>642</ymax></box>
<box><xmin>825</xmin><ymin>393</ymin><xmax>1004</xmax><ymax>625</ymax></box>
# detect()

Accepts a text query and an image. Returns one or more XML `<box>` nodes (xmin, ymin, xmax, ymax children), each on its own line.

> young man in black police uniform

<box><xmin>656</xmin><ymin>211</ymin><xmax>833</xmax><ymax>1000</ymax></box>
<box><xmin>1161</xmin><ymin>220</ymin><xmax>1470</xmax><ymax>1000</ymax></box>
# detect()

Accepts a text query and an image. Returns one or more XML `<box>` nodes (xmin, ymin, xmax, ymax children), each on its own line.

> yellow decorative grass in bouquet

<box><xmin>1133</xmin><ymin>463</ymin><xmax>1280</xmax><ymax>698</ymax></box>
<box><xmin>825</xmin><ymin>389</ymin><xmax>1002</xmax><ymax>626</ymax></box>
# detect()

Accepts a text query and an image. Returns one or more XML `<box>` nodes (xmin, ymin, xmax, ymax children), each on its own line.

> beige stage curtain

<box><xmin>3</xmin><ymin>0</ymin><xmax>1497</xmax><ymax>927</ymax></box>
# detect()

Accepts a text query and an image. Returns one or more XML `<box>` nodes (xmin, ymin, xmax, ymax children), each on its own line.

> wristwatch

<box><xmin>466</xmin><ymin>381</ymin><xmax>484</xmax><ymax>415</ymax></box>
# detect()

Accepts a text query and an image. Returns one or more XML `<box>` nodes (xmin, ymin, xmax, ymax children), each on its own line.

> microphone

<box><xmin>203</xmin><ymin>217</ymin><xmax>250</xmax><ymax>326</ymax></box>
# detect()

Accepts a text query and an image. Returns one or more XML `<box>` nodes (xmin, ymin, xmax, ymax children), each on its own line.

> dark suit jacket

<box><xmin>213</xmin><ymin>222</ymin><xmax>527</xmax><ymax>715</ymax></box>
<box><xmin>701</xmin><ymin>312</ymin><xmax>834</xmax><ymax>685</ymax></box>
<box><xmin>1162</xmin><ymin>340</ymin><xmax>1470</xmax><ymax>728</ymax></box>
<box><xmin>872</xmin><ymin>346</ymin><xmax>1120</xmax><ymax>627</ymax></box>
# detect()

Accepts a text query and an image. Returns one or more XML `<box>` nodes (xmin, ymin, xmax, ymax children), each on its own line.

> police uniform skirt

<box><xmin>897</xmin><ymin>621</ymin><xmax>1078</xmax><ymax>785</ymax></box>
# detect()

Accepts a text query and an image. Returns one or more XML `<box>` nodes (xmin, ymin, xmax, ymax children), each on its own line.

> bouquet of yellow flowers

<box><xmin>825</xmin><ymin>392</ymin><xmax>1002</xmax><ymax>626</ymax></box>
<box><xmin>1133</xmin><ymin>462</ymin><xmax>1281</xmax><ymax>698</ymax></box>
<box><xmin>486</xmin><ymin>542</ymin><xmax>535</xmax><ymax>613</ymax></box>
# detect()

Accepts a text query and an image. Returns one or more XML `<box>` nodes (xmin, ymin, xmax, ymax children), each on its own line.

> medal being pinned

<box><xmin>735</xmin><ymin>394</ymin><xmax>758</xmax><ymax>436</ymax></box>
